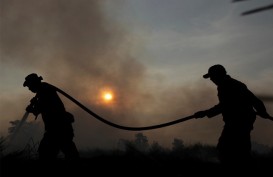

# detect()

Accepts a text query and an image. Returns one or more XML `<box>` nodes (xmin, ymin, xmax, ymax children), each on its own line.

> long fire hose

<box><xmin>8</xmin><ymin>85</ymin><xmax>195</xmax><ymax>145</ymax></box>
<box><xmin>52</xmin><ymin>85</ymin><xmax>196</xmax><ymax>131</ymax></box>
<box><xmin>9</xmin><ymin>84</ymin><xmax>273</xmax><ymax>143</ymax></box>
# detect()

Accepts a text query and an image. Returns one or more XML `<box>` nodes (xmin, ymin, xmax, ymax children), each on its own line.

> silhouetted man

<box><xmin>24</xmin><ymin>73</ymin><xmax>79</xmax><ymax>161</ymax></box>
<box><xmin>193</xmin><ymin>64</ymin><xmax>272</xmax><ymax>170</ymax></box>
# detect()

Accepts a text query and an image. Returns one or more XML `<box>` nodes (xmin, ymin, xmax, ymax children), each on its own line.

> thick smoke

<box><xmin>1</xmin><ymin>0</ymin><xmax>272</xmax><ymax>150</ymax></box>
<box><xmin>0</xmin><ymin>0</ymin><xmax>146</xmax><ymax>148</ymax></box>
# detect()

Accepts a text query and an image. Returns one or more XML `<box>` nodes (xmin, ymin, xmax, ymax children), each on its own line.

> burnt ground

<box><xmin>1</xmin><ymin>150</ymin><xmax>273</xmax><ymax>177</ymax></box>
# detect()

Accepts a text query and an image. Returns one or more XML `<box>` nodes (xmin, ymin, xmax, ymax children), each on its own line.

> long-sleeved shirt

<box><xmin>206</xmin><ymin>75</ymin><xmax>268</xmax><ymax>130</ymax></box>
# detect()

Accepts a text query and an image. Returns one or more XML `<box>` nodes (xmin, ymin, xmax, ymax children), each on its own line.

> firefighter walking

<box><xmin>23</xmin><ymin>73</ymin><xmax>79</xmax><ymax>161</ymax></box>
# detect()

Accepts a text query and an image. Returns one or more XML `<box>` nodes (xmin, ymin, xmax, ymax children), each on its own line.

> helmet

<box><xmin>23</xmin><ymin>73</ymin><xmax>43</xmax><ymax>87</ymax></box>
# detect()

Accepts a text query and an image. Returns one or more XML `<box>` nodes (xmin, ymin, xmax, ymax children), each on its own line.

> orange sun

<box><xmin>103</xmin><ymin>93</ymin><xmax>113</xmax><ymax>101</ymax></box>
<box><xmin>101</xmin><ymin>90</ymin><xmax>114</xmax><ymax>103</ymax></box>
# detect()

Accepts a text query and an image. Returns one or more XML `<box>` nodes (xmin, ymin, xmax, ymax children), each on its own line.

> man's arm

<box><xmin>25</xmin><ymin>96</ymin><xmax>40</xmax><ymax>119</ymax></box>
<box><xmin>194</xmin><ymin>104</ymin><xmax>222</xmax><ymax>119</ymax></box>
<box><xmin>246</xmin><ymin>90</ymin><xmax>273</xmax><ymax>120</ymax></box>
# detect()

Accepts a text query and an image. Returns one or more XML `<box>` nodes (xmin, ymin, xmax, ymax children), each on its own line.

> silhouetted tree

<box><xmin>134</xmin><ymin>133</ymin><xmax>149</xmax><ymax>152</ymax></box>
<box><xmin>172</xmin><ymin>138</ymin><xmax>185</xmax><ymax>151</ymax></box>
<box><xmin>0</xmin><ymin>136</ymin><xmax>5</xmax><ymax>158</ymax></box>
<box><xmin>117</xmin><ymin>133</ymin><xmax>150</xmax><ymax>153</ymax></box>
<box><xmin>149</xmin><ymin>141</ymin><xmax>166</xmax><ymax>154</ymax></box>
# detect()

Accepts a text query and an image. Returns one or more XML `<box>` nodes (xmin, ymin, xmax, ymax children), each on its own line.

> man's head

<box><xmin>23</xmin><ymin>73</ymin><xmax>43</xmax><ymax>92</ymax></box>
<box><xmin>203</xmin><ymin>64</ymin><xmax>227</xmax><ymax>79</ymax></box>
<box><xmin>203</xmin><ymin>64</ymin><xmax>227</xmax><ymax>85</ymax></box>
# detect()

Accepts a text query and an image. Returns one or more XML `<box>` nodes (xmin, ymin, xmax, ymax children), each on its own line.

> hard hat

<box><xmin>23</xmin><ymin>73</ymin><xmax>43</xmax><ymax>87</ymax></box>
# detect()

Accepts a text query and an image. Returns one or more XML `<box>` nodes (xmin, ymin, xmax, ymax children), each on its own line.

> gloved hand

<box><xmin>26</xmin><ymin>105</ymin><xmax>34</xmax><ymax>113</ymax></box>
<box><xmin>194</xmin><ymin>111</ymin><xmax>207</xmax><ymax>119</ymax></box>
<box><xmin>26</xmin><ymin>105</ymin><xmax>39</xmax><ymax>119</ymax></box>
<box><xmin>258</xmin><ymin>112</ymin><xmax>273</xmax><ymax>120</ymax></box>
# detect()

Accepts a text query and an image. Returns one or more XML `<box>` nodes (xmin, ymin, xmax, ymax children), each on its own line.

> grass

<box><xmin>1</xmin><ymin>139</ymin><xmax>273</xmax><ymax>177</ymax></box>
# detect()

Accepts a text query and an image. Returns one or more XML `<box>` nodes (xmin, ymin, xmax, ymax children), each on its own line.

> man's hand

<box><xmin>264</xmin><ymin>114</ymin><xmax>273</xmax><ymax>121</ymax></box>
<box><xmin>26</xmin><ymin>105</ymin><xmax>34</xmax><ymax>113</ymax></box>
<box><xmin>26</xmin><ymin>105</ymin><xmax>39</xmax><ymax>119</ymax></box>
<box><xmin>194</xmin><ymin>111</ymin><xmax>207</xmax><ymax>119</ymax></box>
<box><xmin>257</xmin><ymin>112</ymin><xmax>273</xmax><ymax>120</ymax></box>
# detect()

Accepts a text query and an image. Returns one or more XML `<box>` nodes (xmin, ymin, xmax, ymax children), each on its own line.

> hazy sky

<box><xmin>1</xmin><ymin>0</ymin><xmax>273</xmax><ymax>150</ymax></box>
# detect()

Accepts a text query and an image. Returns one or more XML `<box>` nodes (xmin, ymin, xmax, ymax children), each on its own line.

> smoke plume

<box><xmin>1</xmin><ymin>0</ymin><xmax>272</xmax><ymax>150</ymax></box>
